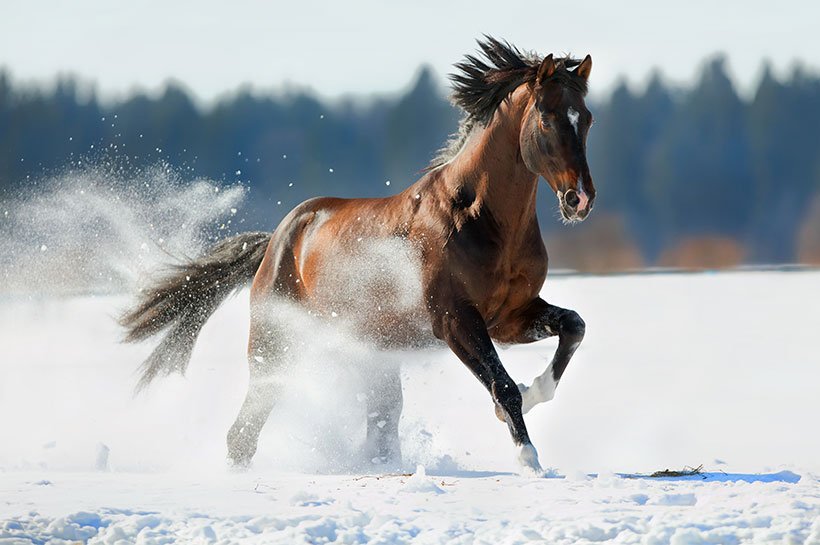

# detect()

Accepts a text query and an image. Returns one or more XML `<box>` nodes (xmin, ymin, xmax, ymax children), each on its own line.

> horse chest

<box><xmin>484</xmin><ymin>258</ymin><xmax>545</xmax><ymax>320</ymax></box>
<box><xmin>452</xmin><ymin>241</ymin><xmax>547</xmax><ymax>321</ymax></box>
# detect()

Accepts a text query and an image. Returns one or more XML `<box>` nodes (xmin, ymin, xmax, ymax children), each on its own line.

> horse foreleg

<box><xmin>429</xmin><ymin>293</ymin><xmax>543</xmax><ymax>475</ymax></box>
<box><xmin>363</xmin><ymin>365</ymin><xmax>403</xmax><ymax>466</ymax></box>
<box><xmin>492</xmin><ymin>298</ymin><xmax>585</xmax><ymax>414</ymax></box>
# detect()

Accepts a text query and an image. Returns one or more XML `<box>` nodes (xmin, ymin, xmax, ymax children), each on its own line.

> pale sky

<box><xmin>1</xmin><ymin>0</ymin><xmax>817</xmax><ymax>103</ymax></box>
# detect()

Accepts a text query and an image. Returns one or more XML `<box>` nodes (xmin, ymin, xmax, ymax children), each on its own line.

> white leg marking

<box><xmin>517</xmin><ymin>362</ymin><xmax>558</xmax><ymax>414</ymax></box>
<box><xmin>517</xmin><ymin>443</ymin><xmax>544</xmax><ymax>477</ymax></box>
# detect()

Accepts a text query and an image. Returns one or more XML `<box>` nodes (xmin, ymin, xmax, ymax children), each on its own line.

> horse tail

<box><xmin>120</xmin><ymin>231</ymin><xmax>271</xmax><ymax>391</ymax></box>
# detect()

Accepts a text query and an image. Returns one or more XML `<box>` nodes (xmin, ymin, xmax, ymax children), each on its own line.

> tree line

<box><xmin>1</xmin><ymin>57</ymin><xmax>819</xmax><ymax>268</ymax></box>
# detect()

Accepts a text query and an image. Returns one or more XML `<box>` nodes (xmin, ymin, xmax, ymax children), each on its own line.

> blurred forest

<box><xmin>2</xmin><ymin>56</ymin><xmax>820</xmax><ymax>272</ymax></box>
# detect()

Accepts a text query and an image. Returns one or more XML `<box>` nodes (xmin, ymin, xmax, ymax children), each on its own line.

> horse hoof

<box><xmin>517</xmin><ymin>443</ymin><xmax>544</xmax><ymax>477</ymax></box>
<box><xmin>227</xmin><ymin>456</ymin><xmax>252</xmax><ymax>472</ymax></box>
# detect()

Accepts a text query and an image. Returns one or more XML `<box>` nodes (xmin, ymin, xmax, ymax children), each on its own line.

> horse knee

<box><xmin>560</xmin><ymin>310</ymin><xmax>585</xmax><ymax>343</ymax></box>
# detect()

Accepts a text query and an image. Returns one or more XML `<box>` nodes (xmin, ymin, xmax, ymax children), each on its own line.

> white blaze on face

<box><xmin>567</xmin><ymin>107</ymin><xmax>580</xmax><ymax>136</ymax></box>
<box><xmin>558</xmin><ymin>111</ymin><xmax>592</xmax><ymax>215</ymax></box>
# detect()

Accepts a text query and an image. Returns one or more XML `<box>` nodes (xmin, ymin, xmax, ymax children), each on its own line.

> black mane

<box><xmin>429</xmin><ymin>36</ymin><xmax>586</xmax><ymax>169</ymax></box>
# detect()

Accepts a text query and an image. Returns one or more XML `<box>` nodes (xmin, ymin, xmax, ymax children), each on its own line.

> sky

<box><xmin>1</xmin><ymin>0</ymin><xmax>817</xmax><ymax>103</ymax></box>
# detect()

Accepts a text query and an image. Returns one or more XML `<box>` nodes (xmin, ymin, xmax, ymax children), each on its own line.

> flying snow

<box><xmin>0</xmin><ymin>161</ymin><xmax>245</xmax><ymax>294</ymax></box>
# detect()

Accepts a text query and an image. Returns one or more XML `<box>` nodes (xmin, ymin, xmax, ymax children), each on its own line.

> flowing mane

<box><xmin>429</xmin><ymin>36</ymin><xmax>588</xmax><ymax>169</ymax></box>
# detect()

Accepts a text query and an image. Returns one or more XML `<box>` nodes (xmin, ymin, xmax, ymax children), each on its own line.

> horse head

<box><xmin>520</xmin><ymin>54</ymin><xmax>596</xmax><ymax>223</ymax></box>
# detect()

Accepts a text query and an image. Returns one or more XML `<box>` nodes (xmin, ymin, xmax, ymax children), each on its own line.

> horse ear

<box><xmin>537</xmin><ymin>54</ymin><xmax>556</xmax><ymax>84</ymax></box>
<box><xmin>576</xmin><ymin>54</ymin><xmax>592</xmax><ymax>81</ymax></box>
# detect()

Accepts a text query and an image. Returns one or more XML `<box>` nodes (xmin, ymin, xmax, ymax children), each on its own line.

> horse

<box><xmin>121</xmin><ymin>37</ymin><xmax>596</xmax><ymax>476</ymax></box>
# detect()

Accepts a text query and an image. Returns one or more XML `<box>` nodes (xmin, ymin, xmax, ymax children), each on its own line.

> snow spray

<box><xmin>0</xmin><ymin>159</ymin><xmax>245</xmax><ymax>295</ymax></box>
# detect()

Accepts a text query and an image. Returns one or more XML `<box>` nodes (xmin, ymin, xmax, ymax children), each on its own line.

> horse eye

<box><xmin>539</xmin><ymin>114</ymin><xmax>554</xmax><ymax>129</ymax></box>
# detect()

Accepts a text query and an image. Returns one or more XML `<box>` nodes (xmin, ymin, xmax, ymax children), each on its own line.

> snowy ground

<box><xmin>1</xmin><ymin>271</ymin><xmax>819</xmax><ymax>544</ymax></box>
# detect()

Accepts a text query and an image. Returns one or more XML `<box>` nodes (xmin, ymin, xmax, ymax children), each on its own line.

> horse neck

<box><xmin>445</xmin><ymin>87</ymin><xmax>539</xmax><ymax>233</ymax></box>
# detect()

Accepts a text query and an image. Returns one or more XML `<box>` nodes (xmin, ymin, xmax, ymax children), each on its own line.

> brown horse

<box><xmin>121</xmin><ymin>37</ymin><xmax>596</xmax><ymax>475</ymax></box>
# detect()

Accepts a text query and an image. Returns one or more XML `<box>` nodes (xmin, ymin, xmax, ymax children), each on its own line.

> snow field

<box><xmin>2</xmin><ymin>470</ymin><xmax>817</xmax><ymax>544</ymax></box>
<box><xmin>1</xmin><ymin>271</ymin><xmax>819</xmax><ymax>543</ymax></box>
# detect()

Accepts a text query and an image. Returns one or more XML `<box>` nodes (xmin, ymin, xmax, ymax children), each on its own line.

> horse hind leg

<box><xmin>227</xmin><ymin>217</ymin><xmax>309</xmax><ymax>468</ymax></box>
<box><xmin>226</xmin><ymin>312</ymin><xmax>287</xmax><ymax>468</ymax></box>
<box><xmin>363</xmin><ymin>364</ymin><xmax>403</xmax><ymax>467</ymax></box>
<box><xmin>226</xmin><ymin>378</ymin><xmax>276</xmax><ymax>468</ymax></box>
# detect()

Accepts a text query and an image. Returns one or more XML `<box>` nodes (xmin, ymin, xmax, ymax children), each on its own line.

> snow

<box><xmin>1</xmin><ymin>469</ymin><xmax>817</xmax><ymax>544</ymax></box>
<box><xmin>1</xmin><ymin>271</ymin><xmax>819</xmax><ymax>544</ymax></box>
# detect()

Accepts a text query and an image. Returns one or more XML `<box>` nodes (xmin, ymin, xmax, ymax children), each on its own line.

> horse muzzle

<box><xmin>557</xmin><ymin>188</ymin><xmax>593</xmax><ymax>223</ymax></box>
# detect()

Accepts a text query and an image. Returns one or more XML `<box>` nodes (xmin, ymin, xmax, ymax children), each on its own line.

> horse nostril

<box><xmin>564</xmin><ymin>189</ymin><xmax>580</xmax><ymax>209</ymax></box>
